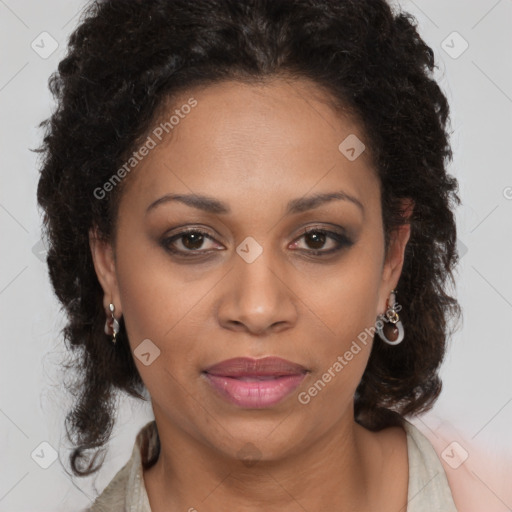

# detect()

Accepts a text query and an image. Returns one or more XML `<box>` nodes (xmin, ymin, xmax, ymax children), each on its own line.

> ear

<box><xmin>89</xmin><ymin>227</ymin><xmax>122</xmax><ymax>315</ymax></box>
<box><xmin>377</xmin><ymin>198</ymin><xmax>414</xmax><ymax>314</ymax></box>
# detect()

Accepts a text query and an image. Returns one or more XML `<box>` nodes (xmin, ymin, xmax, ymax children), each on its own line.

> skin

<box><xmin>90</xmin><ymin>78</ymin><xmax>413</xmax><ymax>511</ymax></box>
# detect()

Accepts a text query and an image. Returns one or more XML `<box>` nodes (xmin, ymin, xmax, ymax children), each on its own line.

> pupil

<box><xmin>183</xmin><ymin>233</ymin><xmax>204</xmax><ymax>249</ymax></box>
<box><xmin>306</xmin><ymin>231</ymin><xmax>325</xmax><ymax>249</ymax></box>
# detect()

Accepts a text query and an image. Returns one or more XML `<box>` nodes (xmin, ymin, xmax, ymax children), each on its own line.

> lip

<box><xmin>203</xmin><ymin>356</ymin><xmax>308</xmax><ymax>377</ymax></box>
<box><xmin>202</xmin><ymin>357</ymin><xmax>308</xmax><ymax>408</ymax></box>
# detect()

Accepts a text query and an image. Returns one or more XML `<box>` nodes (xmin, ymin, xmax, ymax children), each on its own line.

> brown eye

<box><xmin>162</xmin><ymin>228</ymin><xmax>221</xmax><ymax>256</ymax></box>
<box><xmin>181</xmin><ymin>232</ymin><xmax>206</xmax><ymax>250</ymax></box>
<box><xmin>304</xmin><ymin>230</ymin><xmax>327</xmax><ymax>250</ymax></box>
<box><xmin>290</xmin><ymin>228</ymin><xmax>353</xmax><ymax>256</ymax></box>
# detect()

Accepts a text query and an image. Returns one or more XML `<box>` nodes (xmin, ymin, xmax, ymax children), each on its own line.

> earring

<box><xmin>104</xmin><ymin>303</ymin><xmax>120</xmax><ymax>344</ymax></box>
<box><xmin>376</xmin><ymin>290</ymin><xmax>404</xmax><ymax>346</ymax></box>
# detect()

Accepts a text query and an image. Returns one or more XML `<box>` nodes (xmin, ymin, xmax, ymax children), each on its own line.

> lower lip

<box><xmin>203</xmin><ymin>372</ymin><xmax>307</xmax><ymax>408</ymax></box>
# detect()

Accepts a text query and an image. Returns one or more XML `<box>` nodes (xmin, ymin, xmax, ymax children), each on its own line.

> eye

<box><xmin>161</xmin><ymin>225</ymin><xmax>354</xmax><ymax>259</ymax></box>
<box><xmin>161</xmin><ymin>228</ymin><xmax>222</xmax><ymax>256</ymax></box>
<box><xmin>289</xmin><ymin>227</ymin><xmax>353</xmax><ymax>256</ymax></box>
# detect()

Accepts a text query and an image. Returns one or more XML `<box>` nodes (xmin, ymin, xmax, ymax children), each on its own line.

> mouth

<box><xmin>202</xmin><ymin>357</ymin><xmax>308</xmax><ymax>408</ymax></box>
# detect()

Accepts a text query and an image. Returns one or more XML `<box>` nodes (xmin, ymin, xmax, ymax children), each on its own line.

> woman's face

<box><xmin>91</xmin><ymin>78</ymin><xmax>410</xmax><ymax>461</ymax></box>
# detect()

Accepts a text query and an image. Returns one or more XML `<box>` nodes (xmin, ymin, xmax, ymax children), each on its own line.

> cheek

<box><xmin>299</xmin><ymin>246</ymin><xmax>383</xmax><ymax>338</ymax></box>
<box><xmin>114</xmin><ymin>238</ymin><xmax>219</xmax><ymax>395</ymax></box>
<box><xmin>116</xmin><ymin>260</ymin><xmax>199</xmax><ymax>406</ymax></box>
<box><xmin>295</xmin><ymin>243</ymin><xmax>383</xmax><ymax>391</ymax></box>
<box><xmin>114</xmin><ymin>227</ymin><xmax>200</xmax><ymax>343</ymax></box>
<box><xmin>298</xmin><ymin>277</ymin><xmax>378</xmax><ymax>414</ymax></box>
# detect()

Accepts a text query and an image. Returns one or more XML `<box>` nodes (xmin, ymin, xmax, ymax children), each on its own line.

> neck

<box><xmin>143</xmin><ymin>408</ymin><xmax>388</xmax><ymax>512</ymax></box>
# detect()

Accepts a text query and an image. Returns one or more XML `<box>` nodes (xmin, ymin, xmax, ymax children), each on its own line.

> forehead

<box><xmin>118</xmin><ymin>78</ymin><xmax>379</xmax><ymax>215</ymax></box>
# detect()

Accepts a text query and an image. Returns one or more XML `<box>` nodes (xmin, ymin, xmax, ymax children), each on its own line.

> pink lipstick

<box><xmin>202</xmin><ymin>356</ymin><xmax>308</xmax><ymax>408</ymax></box>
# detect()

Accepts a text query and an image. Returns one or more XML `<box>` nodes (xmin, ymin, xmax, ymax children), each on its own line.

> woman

<box><xmin>36</xmin><ymin>0</ymin><xmax>462</xmax><ymax>510</ymax></box>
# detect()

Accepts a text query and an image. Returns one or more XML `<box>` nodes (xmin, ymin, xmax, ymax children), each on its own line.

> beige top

<box><xmin>88</xmin><ymin>419</ymin><xmax>458</xmax><ymax>512</ymax></box>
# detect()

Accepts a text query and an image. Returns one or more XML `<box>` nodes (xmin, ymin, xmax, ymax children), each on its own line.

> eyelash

<box><xmin>161</xmin><ymin>226</ymin><xmax>353</xmax><ymax>259</ymax></box>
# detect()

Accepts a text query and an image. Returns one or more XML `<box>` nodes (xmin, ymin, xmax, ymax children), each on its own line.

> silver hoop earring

<box><xmin>376</xmin><ymin>290</ymin><xmax>404</xmax><ymax>346</ymax></box>
<box><xmin>104</xmin><ymin>303</ymin><xmax>120</xmax><ymax>344</ymax></box>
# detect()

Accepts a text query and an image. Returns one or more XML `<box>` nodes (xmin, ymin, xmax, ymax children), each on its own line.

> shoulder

<box><xmin>87</xmin><ymin>421</ymin><xmax>157</xmax><ymax>512</ymax></box>
<box><xmin>412</xmin><ymin>419</ymin><xmax>512</xmax><ymax>512</ymax></box>
<box><xmin>87</xmin><ymin>459</ymin><xmax>132</xmax><ymax>512</ymax></box>
<box><xmin>382</xmin><ymin>419</ymin><xmax>457</xmax><ymax>512</ymax></box>
<box><xmin>356</xmin><ymin>419</ymin><xmax>457</xmax><ymax>510</ymax></box>
<box><xmin>401</xmin><ymin>420</ymin><xmax>459</xmax><ymax>511</ymax></box>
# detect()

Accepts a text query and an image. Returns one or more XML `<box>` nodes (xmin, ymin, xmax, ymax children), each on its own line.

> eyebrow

<box><xmin>145</xmin><ymin>190</ymin><xmax>364</xmax><ymax>216</ymax></box>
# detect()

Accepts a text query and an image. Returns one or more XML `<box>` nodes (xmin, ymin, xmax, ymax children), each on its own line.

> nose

<box><xmin>216</xmin><ymin>249</ymin><xmax>298</xmax><ymax>336</ymax></box>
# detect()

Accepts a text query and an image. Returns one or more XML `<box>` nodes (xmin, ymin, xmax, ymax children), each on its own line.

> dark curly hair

<box><xmin>35</xmin><ymin>0</ymin><xmax>461</xmax><ymax>477</ymax></box>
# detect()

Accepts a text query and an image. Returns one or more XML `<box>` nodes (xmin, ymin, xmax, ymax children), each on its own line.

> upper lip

<box><xmin>203</xmin><ymin>357</ymin><xmax>308</xmax><ymax>378</ymax></box>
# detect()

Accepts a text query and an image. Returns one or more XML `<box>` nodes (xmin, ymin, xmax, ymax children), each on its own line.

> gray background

<box><xmin>0</xmin><ymin>0</ymin><xmax>511</xmax><ymax>510</ymax></box>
